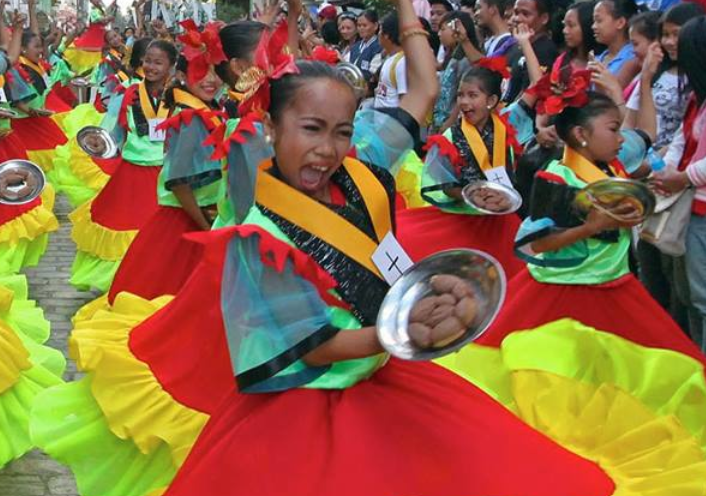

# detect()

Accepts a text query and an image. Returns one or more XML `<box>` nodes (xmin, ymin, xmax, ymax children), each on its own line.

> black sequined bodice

<box><xmin>257</xmin><ymin>163</ymin><xmax>396</xmax><ymax>326</ymax></box>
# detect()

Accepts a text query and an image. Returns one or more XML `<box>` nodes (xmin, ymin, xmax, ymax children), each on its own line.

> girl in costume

<box><xmin>107</xmin><ymin>21</ymin><xmax>227</xmax><ymax>304</ymax></box>
<box><xmin>31</xmin><ymin>8</ymin><xmax>617</xmax><ymax>495</ymax></box>
<box><xmin>396</xmin><ymin>48</ymin><xmax>539</xmax><ymax>277</ymax></box>
<box><xmin>0</xmin><ymin>19</ymin><xmax>59</xmax><ymax>273</ymax></box>
<box><xmin>68</xmin><ymin>39</ymin><xmax>177</xmax><ymax>293</ymax></box>
<box><xmin>9</xmin><ymin>30</ymin><xmax>69</xmax><ymax>173</ymax></box>
<box><xmin>473</xmin><ymin>70</ymin><xmax>704</xmax><ymax>365</ymax></box>
<box><xmin>51</xmin><ymin>38</ymin><xmax>152</xmax><ymax>209</ymax></box>
<box><xmin>64</xmin><ymin>0</ymin><xmax>116</xmax><ymax>74</ymax></box>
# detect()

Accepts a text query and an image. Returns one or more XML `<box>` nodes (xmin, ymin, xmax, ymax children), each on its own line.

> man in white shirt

<box><xmin>374</xmin><ymin>12</ymin><xmax>408</xmax><ymax>109</ymax></box>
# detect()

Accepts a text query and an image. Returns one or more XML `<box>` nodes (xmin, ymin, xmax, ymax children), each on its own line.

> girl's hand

<box><xmin>255</xmin><ymin>0</ymin><xmax>281</xmax><ymax>26</ymax></box>
<box><xmin>584</xmin><ymin>203</ymin><xmax>642</xmax><ymax>233</ymax></box>
<box><xmin>11</xmin><ymin>12</ymin><xmax>26</xmax><ymax>29</ymax></box>
<box><xmin>513</xmin><ymin>23</ymin><xmax>534</xmax><ymax>47</ymax></box>
<box><xmin>535</xmin><ymin>125</ymin><xmax>559</xmax><ymax>148</ymax></box>
<box><xmin>642</xmin><ymin>42</ymin><xmax>663</xmax><ymax>79</ymax></box>
<box><xmin>285</xmin><ymin>0</ymin><xmax>302</xmax><ymax>17</ymax></box>
<box><xmin>652</xmin><ymin>169</ymin><xmax>690</xmax><ymax>195</ymax></box>
<box><xmin>590</xmin><ymin>60</ymin><xmax>623</xmax><ymax>103</ymax></box>
<box><xmin>452</xmin><ymin>19</ymin><xmax>469</xmax><ymax>43</ymax></box>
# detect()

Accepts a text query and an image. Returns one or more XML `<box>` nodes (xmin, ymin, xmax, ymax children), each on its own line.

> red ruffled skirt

<box><xmin>123</xmin><ymin>233</ymin><xmax>613</xmax><ymax>496</ymax></box>
<box><xmin>45</xmin><ymin>85</ymin><xmax>76</xmax><ymax>113</ymax></box>
<box><xmin>0</xmin><ymin>131</ymin><xmax>29</xmax><ymax>162</ymax></box>
<box><xmin>11</xmin><ymin>116</ymin><xmax>67</xmax><ymax>152</ymax></box>
<box><xmin>109</xmin><ymin>206</ymin><xmax>206</xmax><ymax>303</ymax></box>
<box><xmin>73</xmin><ymin>24</ymin><xmax>105</xmax><ymax>49</ymax></box>
<box><xmin>478</xmin><ymin>269</ymin><xmax>706</xmax><ymax>365</ymax></box>
<box><xmin>90</xmin><ymin>160</ymin><xmax>160</xmax><ymax>231</ymax></box>
<box><xmin>162</xmin><ymin>358</ymin><xmax>613</xmax><ymax>496</ymax></box>
<box><xmin>396</xmin><ymin>206</ymin><xmax>525</xmax><ymax>278</ymax></box>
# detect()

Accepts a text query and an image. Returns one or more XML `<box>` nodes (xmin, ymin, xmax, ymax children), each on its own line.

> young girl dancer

<box><xmin>68</xmin><ymin>40</ymin><xmax>176</xmax><ymax>292</ymax></box>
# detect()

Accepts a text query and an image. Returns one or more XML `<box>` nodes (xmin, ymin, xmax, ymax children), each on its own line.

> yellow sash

<box><xmin>174</xmin><ymin>88</ymin><xmax>222</xmax><ymax>127</ymax></box>
<box><xmin>228</xmin><ymin>90</ymin><xmax>244</xmax><ymax>102</ymax></box>
<box><xmin>138</xmin><ymin>81</ymin><xmax>169</xmax><ymax>120</ymax></box>
<box><xmin>19</xmin><ymin>56</ymin><xmax>46</xmax><ymax>77</ymax></box>
<box><xmin>460</xmin><ymin>113</ymin><xmax>507</xmax><ymax>173</ymax></box>
<box><xmin>135</xmin><ymin>67</ymin><xmax>145</xmax><ymax>79</ymax></box>
<box><xmin>255</xmin><ymin>158</ymin><xmax>391</xmax><ymax>279</ymax></box>
<box><xmin>562</xmin><ymin>147</ymin><xmax>626</xmax><ymax>184</ymax></box>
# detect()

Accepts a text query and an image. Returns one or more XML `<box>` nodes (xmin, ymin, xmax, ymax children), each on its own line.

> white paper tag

<box><xmin>42</xmin><ymin>74</ymin><xmax>50</xmax><ymax>88</ymax></box>
<box><xmin>372</xmin><ymin>231</ymin><xmax>414</xmax><ymax>286</ymax></box>
<box><xmin>89</xmin><ymin>86</ymin><xmax>99</xmax><ymax>105</ymax></box>
<box><xmin>0</xmin><ymin>88</ymin><xmax>7</xmax><ymax>104</ymax></box>
<box><xmin>148</xmin><ymin>118</ymin><xmax>166</xmax><ymax>142</ymax></box>
<box><xmin>484</xmin><ymin>166</ymin><xmax>513</xmax><ymax>188</ymax></box>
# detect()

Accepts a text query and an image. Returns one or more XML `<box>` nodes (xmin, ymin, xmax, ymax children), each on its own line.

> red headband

<box><xmin>475</xmin><ymin>56</ymin><xmax>510</xmax><ymax>79</ymax></box>
<box><xmin>178</xmin><ymin>20</ymin><xmax>227</xmax><ymax>86</ymax></box>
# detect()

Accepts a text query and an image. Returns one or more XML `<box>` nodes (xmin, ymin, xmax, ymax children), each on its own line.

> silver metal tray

<box><xmin>336</xmin><ymin>62</ymin><xmax>367</xmax><ymax>99</ymax></box>
<box><xmin>77</xmin><ymin>126</ymin><xmax>119</xmax><ymax>159</ymax></box>
<box><xmin>574</xmin><ymin>178</ymin><xmax>656</xmax><ymax>222</ymax></box>
<box><xmin>0</xmin><ymin>160</ymin><xmax>46</xmax><ymax>205</ymax></box>
<box><xmin>376</xmin><ymin>249</ymin><xmax>506</xmax><ymax>360</ymax></box>
<box><xmin>461</xmin><ymin>180</ymin><xmax>523</xmax><ymax>215</ymax></box>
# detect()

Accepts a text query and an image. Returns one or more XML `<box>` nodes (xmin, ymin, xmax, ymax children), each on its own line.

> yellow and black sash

<box><xmin>562</xmin><ymin>147</ymin><xmax>627</xmax><ymax>184</ymax></box>
<box><xmin>461</xmin><ymin>113</ymin><xmax>507</xmax><ymax>173</ymax></box>
<box><xmin>138</xmin><ymin>81</ymin><xmax>169</xmax><ymax>120</ymax></box>
<box><xmin>255</xmin><ymin>157</ymin><xmax>391</xmax><ymax>279</ymax></box>
<box><xmin>173</xmin><ymin>88</ymin><xmax>222</xmax><ymax>127</ymax></box>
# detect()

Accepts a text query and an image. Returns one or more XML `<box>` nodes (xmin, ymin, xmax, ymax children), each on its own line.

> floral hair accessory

<box><xmin>475</xmin><ymin>56</ymin><xmax>510</xmax><ymax>79</ymax></box>
<box><xmin>235</xmin><ymin>21</ymin><xmax>298</xmax><ymax>116</ymax></box>
<box><xmin>526</xmin><ymin>65</ymin><xmax>592</xmax><ymax>116</ymax></box>
<box><xmin>177</xmin><ymin>20</ymin><xmax>227</xmax><ymax>86</ymax></box>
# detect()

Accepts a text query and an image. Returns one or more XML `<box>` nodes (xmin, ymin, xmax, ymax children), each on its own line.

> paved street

<box><xmin>0</xmin><ymin>195</ymin><xmax>93</xmax><ymax>496</ymax></box>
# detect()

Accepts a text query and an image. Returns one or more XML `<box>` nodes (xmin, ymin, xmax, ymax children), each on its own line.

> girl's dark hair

<box><xmin>380</xmin><ymin>11</ymin><xmax>400</xmax><ymax>45</ymax></box>
<box><xmin>678</xmin><ymin>16</ymin><xmax>706</xmax><ymax>105</ymax></box>
<box><xmin>459</xmin><ymin>66</ymin><xmax>503</xmax><ymax>98</ymax></box>
<box><xmin>21</xmin><ymin>30</ymin><xmax>38</xmax><ymax>48</ymax></box>
<box><xmin>359</xmin><ymin>9</ymin><xmax>379</xmax><ymax>24</ymax></box>
<box><xmin>662</xmin><ymin>2</ymin><xmax>705</xmax><ymax>26</ymax></box>
<box><xmin>440</xmin><ymin>11</ymin><xmax>480</xmax><ymax>67</ymax></box>
<box><xmin>598</xmin><ymin>0</ymin><xmax>638</xmax><ymax>23</ymax></box>
<box><xmin>567</xmin><ymin>0</ymin><xmax>602</xmax><ymax>58</ymax></box>
<box><xmin>554</xmin><ymin>92</ymin><xmax>618</xmax><ymax>145</ymax></box>
<box><xmin>629</xmin><ymin>10</ymin><xmax>660</xmax><ymax>40</ymax></box>
<box><xmin>129</xmin><ymin>37</ymin><xmax>153</xmax><ymax>70</ymax></box>
<box><xmin>321</xmin><ymin>20</ymin><xmax>342</xmax><ymax>45</ymax></box>
<box><xmin>269</xmin><ymin>60</ymin><xmax>355</xmax><ymax>124</ymax></box>
<box><xmin>219</xmin><ymin>20</ymin><xmax>267</xmax><ymax>61</ymax></box>
<box><xmin>420</xmin><ymin>16</ymin><xmax>440</xmax><ymax>54</ymax></box>
<box><xmin>146</xmin><ymin>39</ymin><xmax>178</xmax><ymax>65</ymax></box>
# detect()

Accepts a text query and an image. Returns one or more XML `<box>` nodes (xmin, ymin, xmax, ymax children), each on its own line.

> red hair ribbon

<box><xmin>235</xmin><ymin>21</ymin><xmax>298</xmax><ymax>116</ymax></box>
<box><xmin>526</xmin><ymin>65</ymin><xmax>592</xmax><ymax>116</ymax></box>
<box><xmin>177</xmin><ymin>20</ymin><xmax>227</xmax><ymax>86</ymax></box>
<box><xmin>208</xmin><ymin>111</ymin><xmax>261</xmax><ymax>162</ymax></box>
<box><xmin>475</xmin><ymin>56</ymin><xmax>510</xmax><ymax>79</ymax></box>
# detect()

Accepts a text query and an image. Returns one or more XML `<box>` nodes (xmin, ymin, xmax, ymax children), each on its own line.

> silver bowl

<box><xmin>0</xmin><ymin>160</ymin><xmax>46</xmax><ymax>205</ymax></box>
<box><xmin>461</xmin><ymin>180</ymin><xmax>523</xmax><ymax>215</ymax></box>
<box><xmin>70</xmin><ymin>76</ymin><xmax>91</xmax><ymax>88</ymax></box>
<box><xmin>376</xmin><ymin>249</ymin><xmax>506</xmax><ymax>360</ymax></box>
<box><xmin>77</xmin><ymin>126</ymin><xmax>119</xmax><ymax>159</ymax></box>
<box><xmin>336</xmin><ymin>62</ymin><xmax>367</xmax><ymax>99</ymax></box>
<box><xmin>574</xmin><ymin>178</ymin><xmax>656</xmax><ymax>223</ymax></box>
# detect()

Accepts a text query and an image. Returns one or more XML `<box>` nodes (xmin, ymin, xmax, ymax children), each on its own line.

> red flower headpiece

<box><xmin>526</xmin><ymin>64</ymin><xmax>592</xmax><ymax>116</ymax></box>
<box><xmin>177</xmin><ymin>20</ymin><xmax>227</xmax><ymax>86</ymax></box>
<box><xmin>235</xmin><ymin>21</ymin><xmax>298</xmax><ymax>116</ymax></box>
<box><xmin>475</xmin><ymin>56</ymin><xmax>510</xmax><ymax>79</ymax></box>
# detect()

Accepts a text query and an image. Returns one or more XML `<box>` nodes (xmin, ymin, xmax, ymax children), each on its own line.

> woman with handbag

<box><xmin>652</xmin><ymin>16</ymin><xmax>706</xmax><ymax>352</ymax></box>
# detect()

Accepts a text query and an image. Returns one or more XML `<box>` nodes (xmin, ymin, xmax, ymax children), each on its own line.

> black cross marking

<box><xmin>386</xmin><ymin>251</ymin><xmax>404</xmax><ymax>277</ymax></box>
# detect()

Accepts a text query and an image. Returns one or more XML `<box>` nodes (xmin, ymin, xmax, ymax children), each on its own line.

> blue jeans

<box><xmin>686</xmin><ymin>214</ymin><xmax>706</xmax><ymax>351</ymax></box>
